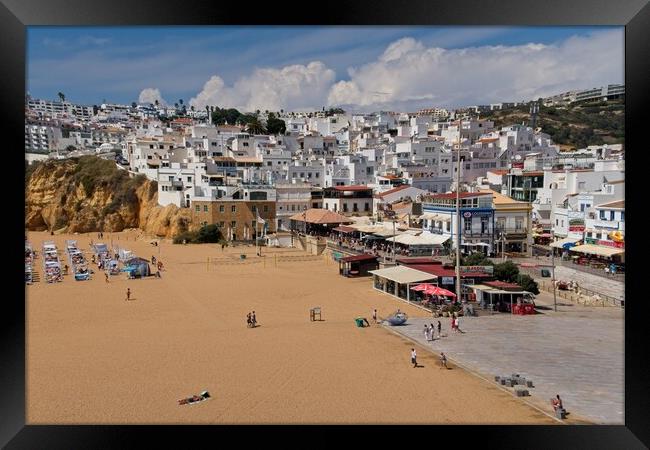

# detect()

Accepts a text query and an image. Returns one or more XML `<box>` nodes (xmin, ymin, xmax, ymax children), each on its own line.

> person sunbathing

<box><xmin>178</xmin><ymin>391</ymin><xmax>210</xmax><ymax>405</ymax></box>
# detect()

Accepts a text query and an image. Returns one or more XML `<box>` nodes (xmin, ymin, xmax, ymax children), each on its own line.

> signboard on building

<box><xmin>569</xmin><ymin>225</ymin><xmax>585</xmax><ymax>232</ymax></box>
<box><xmin>441</xmin><ymin>276</ymin><xmax>455</xmax><ymax>285</ymax></box>
<box><xmin>464</xmin><ymin>210</ymin><xmax>493</xmax><ymax>218</ymax></box>
<box><xmin>597</xmin><ymin>240</ymin><xmax>624</xmax><ymax>249</ymax></box>
<box><xmin>512</xmin><ymin>162</ymin><xmax>524</xmax><ymax>169</ymax></box>
<box><xmin>460</xmin><ymin>265</ymin><xmax>494</xmax><ymax>274</ymax></box>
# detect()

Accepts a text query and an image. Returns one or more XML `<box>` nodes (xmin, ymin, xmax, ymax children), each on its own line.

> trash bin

<box><xmin>355</xmin><ymin>318</ymin><xmax>365</xmax><ymax>327</ymax></box>
<box><xmin>541</xmin><ymin>269</ymin><xmax>551</xmax><ymax>277</ymax></box>
<box><xmin>240</xmin><ymin>254</ymin><xmax>246</xmax><ymax>260</ymax></box>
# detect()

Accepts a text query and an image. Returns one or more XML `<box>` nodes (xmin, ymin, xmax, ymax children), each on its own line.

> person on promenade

<box><xmin>424</xmin><ymin>324</ymin><xmax>430</xmax><ymax>341</ymax></box>
<box><xmin>152</xmin><ymin>255</ymin><xmax>156</xmax><ymax>266</ymax></box>
<box><xmin>439</xmin><ymin>352</ymin><xmax>448</xmax><ymax>369</ymax></box>
<box><xmin>126</xmin><ymin>288</ymin><xmax>131</xmax><ymax>301</ymax></box>
<box><xmin>437</xmin><ymin>321</ymin><xmax>442</xmax><ymax>337</ymax></box>
<box><xmin>450</xmin><ymin>315</ymin><xmax>456</xmax><ymax>333</ymax></box>
<box><xmin>411</xmin><ymin>348</ymin><xmax>418</xmax><ymax>368</ymax></box>
<box><xmin>372</xmin><ymin>309</ymin><xmax>378</xmax><ymax>323</ymax></box>
<box><xmin>551</xmin><ymin>394</ymin><xmax>563</xmax><ymax>411</ymax></box>
<box><xmin>455</xmin><ymin>316</ymin><xmax>462</xmax><ymax>333</ymax></box>
<box><xmin>430</xmin><ymin>323</ymin><xmax>436</xmax><ymax>340</ymax></box>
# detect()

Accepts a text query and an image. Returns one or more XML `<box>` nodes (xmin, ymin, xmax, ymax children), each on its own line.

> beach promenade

<box><xmin>26</xmin><ymin>230</ymin><xmax>557</xmax><ymax>424</ymax></box>
<box><xmin>387</xmin><ymin>291</ymin><xmax>624</xmax><ymax>424</ymax></box>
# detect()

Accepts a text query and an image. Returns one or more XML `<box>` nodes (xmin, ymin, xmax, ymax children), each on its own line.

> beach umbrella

<box><xmin>411</xmin><ymin>283</ymin><xmax>436</xmax><ymax>291</ymax></box>
<box><xmin>423</xmin><ymin>286</ymin><xmax>457</xmax><ymax>297</ymax></box>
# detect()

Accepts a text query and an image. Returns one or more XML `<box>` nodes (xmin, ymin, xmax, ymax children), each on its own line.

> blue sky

<box><xmin>27</xmin><ymin>26</ymin><xmax>624</xmax><ymax>111</ymax></box>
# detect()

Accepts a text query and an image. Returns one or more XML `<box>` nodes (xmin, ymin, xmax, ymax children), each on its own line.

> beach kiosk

<box><xmin>466</xmin><ymin>281</ymin><xmax>536</xmax><ymax>314</ymax></box>
<box><xmin>122</xmin><ymin>257</ymin><xmax>151</xmax><ymax>278</ymax></box>
<box><xmin>339</xmin><ymin>254</ymin><xmax>379</xmax><ymax>277</ymax></box>
<box><xmin>369</xmin><ymin>266</ymin><xmax>436</xmax><ymax>302</ymax></box>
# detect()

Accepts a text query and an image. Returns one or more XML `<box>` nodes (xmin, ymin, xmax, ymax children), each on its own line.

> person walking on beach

<box><xmin>126</xmin><ymin>288</ymin><xmax>131</xmax><ymax>301</ymax></box>
<box><xmin>105</xmin><ymin>272</ymin><xmax>109</xmax><ymax>283</ymax></box>
<box><xmin>246</xmin><ymin>312</ymin><xmax>252</xmax><ymax>328</ymax></box>
<box><xmin>411</xmin><ymin>348</ymin><xmax>418</xmax><ymax>368</ymax></box>
<box><xmin>439</xmin><ymin>352</ymin><xmax>448</xmax><ymax>369</ymax></box>
<box><xmin>372</xmin><ymin>309</ymin><xmax>378</xmax><ymax>324</ymax></box>
<box><xmin>251</xmin><ymin>311</ymin><xmax>257</xmax><ymax>327</ymax></box>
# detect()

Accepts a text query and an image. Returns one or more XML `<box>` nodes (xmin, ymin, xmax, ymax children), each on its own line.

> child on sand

<box><xmin>126</xmin><ymin>288</ymin><xmax>131</xmax><ymax>301</ymax></box>
<box><xmin>440</xmin><ymin>352</ymin><xmax>448</xmax><ymax>369</ymax></box>
<box><xmin>411</xmin><ymin>348</ymin><xmax>418</xmax><ymax>368</ymax></box>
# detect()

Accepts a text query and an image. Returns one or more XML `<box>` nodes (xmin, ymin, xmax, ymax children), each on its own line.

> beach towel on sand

<box><xmin>178</xmin><ymin>391</ymin><xmax>211</xmax><ymax>405</ymax></box>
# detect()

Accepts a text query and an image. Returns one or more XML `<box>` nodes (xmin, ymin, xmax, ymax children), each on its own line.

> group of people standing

<box><xmin>423</xmin><ymin>321</ymin><xmax>442</xmax><ymax>341</ymax></box>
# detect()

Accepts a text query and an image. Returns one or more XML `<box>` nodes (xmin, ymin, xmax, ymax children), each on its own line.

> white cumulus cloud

<box><xmin>138</xmin><ymin>88</ymin><xmax>167</xmax><ymax>106</ymax></box>
<box><xmin>327</xmin><ymin>30</ymin><xmax>624</xmax><ymax>110</ymax></box>
<box><xmin>189</xmin><ymin>61</ymin><xmax>336</xmax><ymax>112</ymax></box>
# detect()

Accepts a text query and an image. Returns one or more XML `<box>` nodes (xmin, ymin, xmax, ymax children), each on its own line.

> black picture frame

<box><xmin>3</xmin><ymin>0</ymin><xmax>649</xmax><ymax>447</ymax></box>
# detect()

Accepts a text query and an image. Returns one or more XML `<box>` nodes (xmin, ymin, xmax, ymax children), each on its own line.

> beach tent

<box><xmin>123</xmin><ymin>257</ymin><xmax>151</xmax><ymax>278</ymax></box>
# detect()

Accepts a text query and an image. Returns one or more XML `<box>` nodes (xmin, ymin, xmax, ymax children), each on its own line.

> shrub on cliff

<box><xmin>173</xmin><ymin>224</ymin><xmax>222</xmax><ymax>244</ymax></box>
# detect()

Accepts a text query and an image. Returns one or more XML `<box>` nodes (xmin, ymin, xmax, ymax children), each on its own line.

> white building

<box><xmin>275</xmin><ymin>182</ymin><xmax>312</xmax><ymax>230</ymax></box>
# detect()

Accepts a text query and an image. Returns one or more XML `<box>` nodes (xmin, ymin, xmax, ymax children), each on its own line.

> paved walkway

<box><xmin>385</xmin><ymin>311</ymin><xmax>624</xmax><ymax>424</ymax></box>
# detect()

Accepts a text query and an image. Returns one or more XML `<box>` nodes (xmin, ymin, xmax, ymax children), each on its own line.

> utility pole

<box><xmin>551</xmin><ymin>230</ymin><xmax>557</xmax><ymax>312</ymax></box>
<box><xmin>455</xmin><ymin>135</ymin><xmax>462</xmax><ymax>302</ymax></box>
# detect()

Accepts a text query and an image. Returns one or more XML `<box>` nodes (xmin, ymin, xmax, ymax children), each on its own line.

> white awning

<box><xmin>569</xmin><ymin>244</ymin><xmax>624</xmax><ymax>257</ymax></box>
<box><xmin>387</xmin><ymin>233</ymin><xmax>450</xmax><ymax>246</ymax></box>
<box><xmin>369</xmin><ymin>266</ymin><xmax>437</xmax><ymax>284</ymax></box>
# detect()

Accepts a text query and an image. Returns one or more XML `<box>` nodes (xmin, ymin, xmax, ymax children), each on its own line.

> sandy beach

<box><xmin>26</xmin><ymin>230</ymin><xmax>556</xmax><ymax>424</ymax></box>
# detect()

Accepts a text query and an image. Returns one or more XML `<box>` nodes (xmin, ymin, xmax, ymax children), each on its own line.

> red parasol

<box><xmin>411</xmin><ymin>283</ymin><xmax>436</xmax><ymax>291</ymax></box>
<box><xmin>422</xmin><ymin>285</ymin><xmax>457</xmax><ymax>297</ymax></box>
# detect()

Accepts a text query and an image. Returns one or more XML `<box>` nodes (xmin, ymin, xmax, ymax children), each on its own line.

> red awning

<box><xmin>341</xmin><ymin>254</ymin><xmax>379</xmax><ymax>263</ymax></box>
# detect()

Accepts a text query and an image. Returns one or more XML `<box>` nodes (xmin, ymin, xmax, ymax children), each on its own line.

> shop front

<box><xmin>339</xmin><ymin>254</ymin><xmax>380</xmax><ymax>277</ymax></box>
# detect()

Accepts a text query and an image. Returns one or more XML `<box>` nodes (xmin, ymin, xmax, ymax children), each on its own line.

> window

<box><xmin>621</xmin><ymin>211</ymin><xmax>625</xmax><ymax>221</ymax></box>
<box><xmin>365</xmin><ymin>202</ymin><xmax>370</xmax><ymax>211</ymax></box>
<box><xmin>219</xmin><ymin>205</ymin><xmax>225</xmax><ymax>213</ymax></box>
<box><xmin>353</xmin><ymin>203</ymin><xmax>358</xmax><ymax>212</ymax></box>
<box><xmin>203</xmin><ymin>205</ymin><xmax>208</xmax><ymax>212</ymax></box>
<box><xmin>263</xmin><ymin>205</ymin><xmax>268</xmax><ymax>212</ymax></box>
<box><xmin>159</xmin><ymin>144</ymin><xmax>164</xmax><ymax>149</ymax></box>
<box><xmin>231</xmin><ymin>205</ymin><xmax>236</xmax><ymax>213</ymax></box>
<box><xmin>343</xmin><ymin>204</ymin><xmax>348</xmax><ymax>212</ymax></box>
<box><xmin>464</xmin><ymin>217</ymin><xmax>472</xmax><ymax>232</ymax></box>
<box><xmin>610</xmin><ymin>211</ymin><xmax>615</xmax><ymax>221</ymax></box>
<box><xmin>481</xmin><ymin>217</ymin><xmax>489</xmax><ymax>233</ymax></box>
<box><xmin>600</xmin><ymin>210</ymin><xmax>606</xmax><ymax>220</ymax></box>
<box><xmin>291</xmin><ymin>205</ymin><xmax>295</xmax><ymax>211</ymax></box>
<box><xmin>195</xmin><ymin>205</ymin><xmax>200</xmax><ymax>212</ymax></box>
<box><xmin>231</xmin><ymin>221</ymin><xmax>236</xmax><ymax>228</ymax></box>
<box><xmin>515</xmin><ymin>218</ymin><xmax>523</xmax><ymax>230</ymax></box>
<box><xmin>497</xmin><ymin>218</ymin><xmax>505</xmax><ymax>230</ymax></box>
<box><xmin>219</xmin><ymin>222</ymin><xmax>225</xmax><ymax>227</ymax></box>
<box><xmin>556</xmin><ymin>219</ymin><xmax>559</xmax><ymax>226</ymax></box>
<box><xmin>252</xmin><ymin>206</ymin><xmax>257</xmax><ymax>214</ymax></box>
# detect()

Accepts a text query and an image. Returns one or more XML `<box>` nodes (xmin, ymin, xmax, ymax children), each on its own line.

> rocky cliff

<box><xmin>25</xmin><ymin>156</ymin><xmax>194</xmax><ymax>238</ymax></box>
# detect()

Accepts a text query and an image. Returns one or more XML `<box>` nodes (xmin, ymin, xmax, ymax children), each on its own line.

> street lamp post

<box><xmin>455</xmin><ymin>141</ymin><xmax>462</xmax><ymax>303</ymax></box>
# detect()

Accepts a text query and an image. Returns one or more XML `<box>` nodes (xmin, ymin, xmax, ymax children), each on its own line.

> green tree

<box><xmin>493</xmin><ymin>260</ymin><xmax>519</xmax><ymax>282</ymax></box>
<box><xmin>245</xmin><ymin>117</ymin><xmax>267</xmax><ymax>135</ymax></box>
<box><xmin>461</xmin><ymin>252</ymin><xmax>494</xmax><ymax>266</ymax></box>
<box><xmin>516</xmin><ymin>274</ymin><xmax>539</xmax><ymax>294</ymax></box>
<box><xmin>266</xmin><ymin>114</ymin><xmax>286</xmax><ymax>135</ymax></box>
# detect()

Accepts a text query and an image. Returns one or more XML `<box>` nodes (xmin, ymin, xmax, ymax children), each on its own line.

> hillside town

<box><xmin>25</xmin><ymin>85</ymin><xmax>625</xmax><ymax>277</ymax></box>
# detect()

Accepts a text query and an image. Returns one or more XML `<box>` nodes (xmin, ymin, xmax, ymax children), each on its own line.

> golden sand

<box><xmin>26</xmin><ymin>230</ymin><xmax>555</xmax><ymax>424</ymax></box>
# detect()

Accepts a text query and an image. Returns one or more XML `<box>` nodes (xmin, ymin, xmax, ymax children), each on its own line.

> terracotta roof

<box><xmin>377</xmin><ymin>185</ymin><xmax>411</xmax><ymax>198</ymax></box>
<box><xmin>596</xmin><ymin>200</ymin><xmax>624</xmax><ymax>209</ymax></box>
<box><xmin>329</xmin><ymin>185</ymin><xmax>373</xmax><ymax>192</ymax></box>
<box><xmin>484</xmin><ymin>280</ymin><xmax>521</xmax><ymax>290</ymax></box>
<box><xmin>289</xmin><ymin>208</ymin><xmax>353</xmax><ymax>224</ymax></box>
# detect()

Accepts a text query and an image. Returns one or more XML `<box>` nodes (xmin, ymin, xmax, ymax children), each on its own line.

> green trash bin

<box><xmin>240</xmin><ymin>254</ymin><xmax>246</xmax><ymax>260</ymax></box>
<box><xmin>355</xmin><ymin>318</ymin><xmax>364</xmax><ymax>327</ymax></box>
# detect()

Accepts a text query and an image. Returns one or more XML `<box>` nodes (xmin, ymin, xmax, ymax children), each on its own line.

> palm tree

<box><xmin>179</xmin><ymin>99</ymin><xmax>184</xmax><ymax>107</ymax></box>
<box><xmin>57</xmin><ymin>92</ymin><xmax>65</xmax><ymax>103</ymax></box>
<box><xmin>246</xmin><ymin>118</ymin><xmax>266</xmax><ymax>135</ymax></box>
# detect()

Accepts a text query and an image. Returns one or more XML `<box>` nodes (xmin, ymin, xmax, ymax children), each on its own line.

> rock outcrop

<box><xmin>25</xmin><ymin>157</ymin><xmax>194</xmax><ymax>238</ymax></box>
